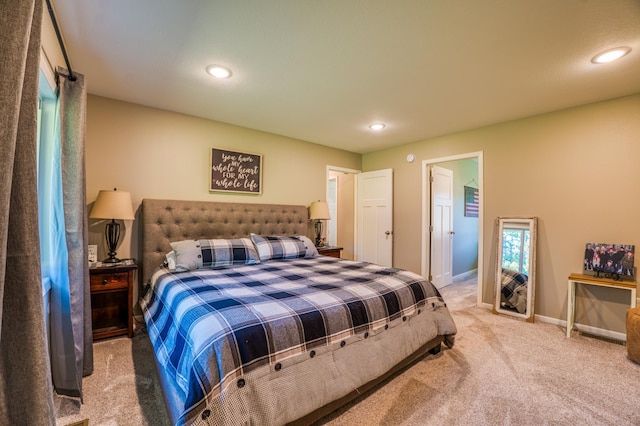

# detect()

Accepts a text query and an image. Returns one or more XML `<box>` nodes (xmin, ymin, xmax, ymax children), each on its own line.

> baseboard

<box><xmin>535</xmin><ymin>314</ymin><xmax>627</xmax><ymax>342</ymax></box>
<box><xmin>453</xmin><ymin>269</ymin><xmax>478</xmax><ymax>281</ymax></box>
<box><xmin>572</xmin><ymin>323</ymin><xmax>626</xmax><ymax>342</ymax></box>
<box><xmin>478</xmin><ymin>305</ymin><xmax>627</xmax><ymax>342</ymax></box>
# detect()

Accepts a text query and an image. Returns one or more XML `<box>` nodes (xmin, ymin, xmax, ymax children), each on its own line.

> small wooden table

<box><xmin>566</xmin><ymin>273</ymin><xmax>637</xmax><ymax>338</ymax></box>
<box><xmin>318</xmin><ymin>246</ymin><xmax>343</xmax><ymax>258</ymax></box>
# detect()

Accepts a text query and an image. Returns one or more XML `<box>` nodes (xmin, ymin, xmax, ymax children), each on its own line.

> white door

<box><xmin>356</xmin><ymin>169</ymin><xmax>393</xmax><ymax>267</ymax></box>
<box><xmin>430</xmin><ymin>165</ymin><xmax>453</xmax><ymax>288</ymax></box>
<box><xmin>327</xmin><ymin>177</ymin><xmax>338</xmax><ymax>246</ymax></box>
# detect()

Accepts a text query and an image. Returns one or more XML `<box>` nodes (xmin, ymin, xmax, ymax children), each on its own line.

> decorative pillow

<box><xmin>169</xmin><ymin>238</ymin><xmax>260</xmax><ymax>271</ymax></box>
<box><xmin>250</xmin><ymin>233</ymin><xmax>315</xmax><ymax>261</ymax></box>
<box><xmin>165</xmin><ymin>250</ymin><xmax>177</xmax><ymax>270</ymax></box>
<box><xmin>298</xmin><ymin>235</ymin><xmax>319</xmax><ymax>257</ymax></box>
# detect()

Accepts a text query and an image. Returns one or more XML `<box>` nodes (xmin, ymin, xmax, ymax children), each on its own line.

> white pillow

<box><xmin>298</xmin><ymin>235</ymin><xmax>319</xmax><ymax>257</ymax></box>
<box><xmin>165</xmin><ymin>250</ymin><xmax>177</xmax><ymax>270</ymax></box>
<box><xmin>169</xmin><ymin>240</ymin><xmax>202</xmax><ymax>271</ymax></box>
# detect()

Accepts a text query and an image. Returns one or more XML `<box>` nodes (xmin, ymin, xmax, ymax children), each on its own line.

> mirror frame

<box><xmin>493</xmin><ymin>216</ymin><xmax>538</xmax><ymax>322</ymax></box>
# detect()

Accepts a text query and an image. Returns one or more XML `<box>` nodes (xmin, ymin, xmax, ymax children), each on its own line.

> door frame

<box><xmin>326</xmin><ymin>165</ymin><xmax>361</xmax><ymax>256</ymax></box>
<box><xmin>421</xmin><ymin>151</ymin><xmax>484</xmax><ymax>307</ymax></box>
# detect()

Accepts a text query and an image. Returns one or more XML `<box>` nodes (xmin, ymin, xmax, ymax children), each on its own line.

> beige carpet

<box><xmin>54</xmin><ymin>316</ymin><xmax>171</xmax><ymax>426</ymax></box>
<box><xmin>55</xmin><ymin>275</ymin><xmax>640</xmax><ymax>425</ymax></box>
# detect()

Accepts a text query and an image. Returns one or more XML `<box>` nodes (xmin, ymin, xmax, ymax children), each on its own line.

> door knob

<box><xmin>385</xmin><ymin>231</ymin><xmax>392</xmax><ymax>236</ymax></box>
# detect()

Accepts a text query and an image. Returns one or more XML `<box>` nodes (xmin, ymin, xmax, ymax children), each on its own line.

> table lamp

<box><xmin>89</xmin><ymin>188</ymin><xmax>135</xmax><ymax>263</ymax></box>
<box><xmin>309</xmin><ymin>200</ymin><xmax>330</xmax><ymax>247</ymax></box>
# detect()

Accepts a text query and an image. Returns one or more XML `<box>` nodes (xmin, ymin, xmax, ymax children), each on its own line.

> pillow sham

<box><xmin>169</xmin><ymin>238</ymin><xmax>260</xmax><ymax>271</ymax></box>
<box><xmin>298</xmin><ymin>235</ymin><xmax>319</xmax><ymax>257</ymax></box>
<box><xmin>250</xmin><ymin>233</ymin><xmax>317</xmax><ymax>261</ymax></box>
<box><xmin>165</xmin><ymin>250</ymin><xmax>177</xmax><ymax>270</ymax></box>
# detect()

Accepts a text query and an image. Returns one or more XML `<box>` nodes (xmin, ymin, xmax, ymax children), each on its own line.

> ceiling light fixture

<box><xmin>369</xmin><ymin>123</ymin><xmax>385</xmax><ymax>131</ymax></box>
<box><xmin>591</xmin><ymin>47</ymin><xmax>631</xmax><ymax>64</ymax></box>
<box><xmin>206</xmin><ymin>65</ymin><xmax>232</xmax><ymax>78</ymax></box>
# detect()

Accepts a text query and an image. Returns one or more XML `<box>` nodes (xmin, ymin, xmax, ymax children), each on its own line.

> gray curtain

<box><xmin>0</xmin><ymin>0</ymin><xmax>56</xmax><ymax>423</ymax></box>
<box><xmin>59</xmin><ymin>66</ymin><xmax>94</xmax><ymax>389</ymax></box>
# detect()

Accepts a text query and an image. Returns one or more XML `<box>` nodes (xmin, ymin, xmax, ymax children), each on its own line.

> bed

<box><xmin>139</xmin><ymin>198</ymin><xmax>457</xmax><ymax>425</ymax></box>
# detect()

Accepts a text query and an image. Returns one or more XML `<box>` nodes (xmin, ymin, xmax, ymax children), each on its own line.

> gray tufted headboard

<box><xmin>140</xmin><ymin>199</ymin><xmax>310</xmax><ymax>285</ymax></box>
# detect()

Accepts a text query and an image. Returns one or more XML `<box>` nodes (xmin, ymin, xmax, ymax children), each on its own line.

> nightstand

<box><xmin>318</xmin><ymin>246</ymin><xmax>343</xmax><ymax>258</ymax></box>
<box><xmin>89</xmin><ymin>263</ymin><xmax>136</xmax><ymax>340</ymax></box>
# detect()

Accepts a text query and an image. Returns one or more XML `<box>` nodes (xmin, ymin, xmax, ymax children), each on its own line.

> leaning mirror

<box><xmin>494</xmin><ymin>217</ymin><xmax>537</xmax><ymax>322</ymax></box>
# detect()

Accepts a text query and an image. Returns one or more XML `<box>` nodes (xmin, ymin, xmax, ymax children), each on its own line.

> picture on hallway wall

<box><xmin>583</xmin><ymin>243</ymin><xmax>634</xmax><ymax>279</ymax></box>
<box><xmin>464</xmin><ymin>186</ymin><xmax>479</xmax><ymax>217</ymax></box>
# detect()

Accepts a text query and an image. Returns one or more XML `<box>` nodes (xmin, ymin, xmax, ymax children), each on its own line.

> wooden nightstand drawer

<box><xmin>90</xmin><ymin>271</ymin><xmax>129</xmax><ymax>291</ymax></box>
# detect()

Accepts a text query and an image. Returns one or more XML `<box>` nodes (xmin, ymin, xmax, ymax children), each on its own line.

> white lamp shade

<box><xmin>309</xmin><ymin>201</ymin><xmax>330</xmax><ymax>220</ymax></box>
<box><xmin>89</xmin><ymin>190</ymin><xmax>135</xmax><ymax>220</ymax></box>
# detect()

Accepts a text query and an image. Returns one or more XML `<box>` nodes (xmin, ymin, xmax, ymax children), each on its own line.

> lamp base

<box><xmin>104</xmin><ymin>219</ymin><xmax>122</xmax><ymax>264</ymax></box>
<box><xmin>314</xmin><ymin>220</ymin><xmax>323</xmax><ymax>247</ymax></box>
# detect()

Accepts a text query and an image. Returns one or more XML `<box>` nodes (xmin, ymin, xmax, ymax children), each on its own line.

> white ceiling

<box><xmin>51</xmin><ymin>0</ymin><xmax>640</xmax><ymax>154</ymax></box>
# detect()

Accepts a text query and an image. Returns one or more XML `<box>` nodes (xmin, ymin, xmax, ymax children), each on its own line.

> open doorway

<box><xmin>422</xmin><ymin>152</ymin><xmax>483</xmax><ymax>307</ymax></box>
<box><xmin>326</xmin><ymin>166</ymin><xmax>359</xmax><ymax>260</ymax></box>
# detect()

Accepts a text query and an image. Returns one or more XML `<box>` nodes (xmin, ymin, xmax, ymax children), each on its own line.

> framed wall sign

<box><xmin>210</xmin><ymin>147</ymin><xmax>263</xmax><ymax>194</ymax></box>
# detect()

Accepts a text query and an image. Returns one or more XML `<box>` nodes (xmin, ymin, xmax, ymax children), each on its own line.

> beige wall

<box><xmin>85</xmin><ymin>95</ymin><xmax>361</xmax><ymax>268</ymax></box>
<box><xmin>363</xmin><ymin>93</ymin><xmax>640</xmax><ymax>333</ymax></box>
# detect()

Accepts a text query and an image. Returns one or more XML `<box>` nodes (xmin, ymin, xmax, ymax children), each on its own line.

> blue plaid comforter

<box><xmin>141</xmin><ymin>256</ymin><xmax>455</xmax><ymax>424</ymax></box>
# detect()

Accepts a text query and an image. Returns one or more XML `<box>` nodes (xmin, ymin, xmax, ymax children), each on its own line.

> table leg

<box><xmin>566</xmin><ymin>280</ymin><xmax>575</xmax><ymax>337</ymax></box>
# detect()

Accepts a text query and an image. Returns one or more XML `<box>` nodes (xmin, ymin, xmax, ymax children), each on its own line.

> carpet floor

<box><xmin>55</xmin><ymin>275</ymin><xmax>640</xmax><ymax>425</ymax></box>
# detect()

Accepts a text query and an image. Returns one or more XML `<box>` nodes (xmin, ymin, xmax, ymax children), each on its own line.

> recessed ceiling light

<box><xmin>591</xmin><ymin>47</ymin><xmax>631</xmax><ymax>64</ymax></box>
<box><xmin>206</xmin><ymin>65</ymin><xmax>232</xmax><ymax>78</ymax></box>
<box><xmin>369</xmin><ymin>123</ymin><xmax>385</xmax><ymax>131</ymax></box>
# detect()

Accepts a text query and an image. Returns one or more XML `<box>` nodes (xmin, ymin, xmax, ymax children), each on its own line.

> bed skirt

<box><xmin>151</xmin><ymin>306</ymin><xmax>452</xmax><ymax>425</ymax></box>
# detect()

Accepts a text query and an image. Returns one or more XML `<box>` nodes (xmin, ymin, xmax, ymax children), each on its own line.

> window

<box><xmin>501</xmin><ymin>225</ymin><xmax>530</xmax><ymax>274</ymax></box>
<box><xmin>37</xmin><ymin>69</ymin><xmax>59</xmax><ymax>289</ymax></box>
